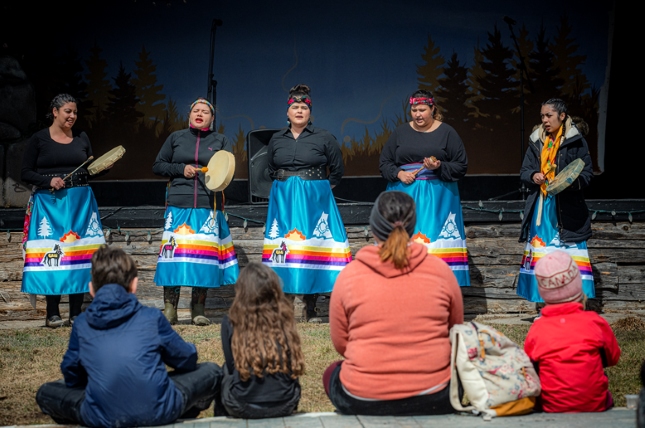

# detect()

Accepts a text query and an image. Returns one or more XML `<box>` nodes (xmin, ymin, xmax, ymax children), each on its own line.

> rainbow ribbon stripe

<box><xmin>157</xmin><ymin>236</ymin><xmax>238</xmax><ymax>266</ymax></box>
<box><xmin>426</xmin><ymin>246</ymin><xmax>470</xmax><ymax>271</ymax></box>
<box><xmin>521</xmin><ymin>250</ymin><xmax>593</xmax><ymax>279</ymax></box>
<box><xmin>23</xmin><ymin>241</ymin><xmax>104</xmax><ymax>271</ymax></box>
<box><xmin>262</xmin><ymin>241</ymin><xmax>352</xmax><ymax>269</ymax></box>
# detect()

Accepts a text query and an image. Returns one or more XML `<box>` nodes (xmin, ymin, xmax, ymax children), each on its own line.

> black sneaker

<box><xmin>46</xmin><ymin>316</ymin><xmax>64</xmax><ymax>328</ymax></box>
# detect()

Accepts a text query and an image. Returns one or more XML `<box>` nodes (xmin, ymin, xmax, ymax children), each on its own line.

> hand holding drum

<box><xmin>204</xmin><ymin>151</ymin><xmax>235</xmax><ymax>192</ymax></box>
<box><xmin>87</xmin><ymin>146</ymin><xmax>126</xmax><ymax>175</ymax></box>
<box><xmin>546</xmin><ymin>158</ymin><xmax>585</xmax><ymax>195</ymax></box>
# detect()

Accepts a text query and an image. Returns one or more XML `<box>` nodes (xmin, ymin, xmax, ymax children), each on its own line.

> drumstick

<box><xmin>412</xmin><ymin>156</ymin><xmax>437</xmax><ymax>176</ymax></box>
<box><xmin>412</xmin><ymin>166</ymin><xmax>424</xmax><ymax>176</ymax></box>
<box><xmin>62</xmin><ymin>156</ymin><xmax>94</xmax><ymax>181</ymax></box>
<box><xmin>198</xmin><ymin>167</ymin><xmax>208</xmax><ymax>173</ymax></box>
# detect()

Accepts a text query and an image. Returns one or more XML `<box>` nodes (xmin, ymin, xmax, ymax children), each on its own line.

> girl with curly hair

<box><xmin>216</xmin><ymin>262</ymin><xmax>305</xmax><ymax>419</ymax></box>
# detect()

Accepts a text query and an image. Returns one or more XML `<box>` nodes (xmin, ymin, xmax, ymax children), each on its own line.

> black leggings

<box><xmin>46</xmin><ymin>294</ymin><xmax>85</xmax><ymax>319</ymax></box>
<box><xmin>323</xmin><ymin>361</ymin><xmax>457</xmax><ymax>416</ymax></box>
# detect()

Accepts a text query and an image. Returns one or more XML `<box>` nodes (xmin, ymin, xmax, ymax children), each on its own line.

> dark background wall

<box><xmin>0</xmin><ymin>0</ymin><xmax>639</xmax><ymax>205</ymax></box>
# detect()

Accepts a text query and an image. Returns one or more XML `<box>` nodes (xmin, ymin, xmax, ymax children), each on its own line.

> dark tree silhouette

<box><xmin>465</xmin><ymin>46</ymin><xmax>488</xmax><ymax>122</ymax></box>
<box><xmin>48</xmin><ymin>48</ymin><xmax>91</xmax><ymax>132</ymax></box>
<box><xmin>436</xmin><ymin>52</ymin><xmax>470</xmax><ymax>126</ymax></box>
<box><xmin>132</xmin><ymin>46</ymin><xmax>167</xmax><ymax>136</ymax></box>
<box><xmin>85</xmin><ymin>42</ymin><xmax>112</xmax><ymax>129</ymax></box>
<box><xmin>166</xmin><ymin>97</ymin><xmax>185</xmax><ymax>132</ymax></box>
<box><xmin>468</xmin><ymin>25</ymin><xmax>518</xmax><ymax>172</ymax></box>
<box><xmin>551</xmin><ymin>16</ymin><xmax>590</xmax><ymax>100</ymax></box>
<box><xmin>526</xmin><ymin>24</ymin><xmax>564</xmax><ymax>116</ymax></box>
<box><xmin>475</xmin><ymin>26</ymin><xmax>516</xmax><ymax>130</ymax></box>
<box><xmin>417</xmin><ymin>35</ymin><xmax>446</xmax><ymax>105</ymax></box>
<box><xmin>106</xmin><ymin>63</ymin><xmax>143</xmax><ymax>134</ymax></box>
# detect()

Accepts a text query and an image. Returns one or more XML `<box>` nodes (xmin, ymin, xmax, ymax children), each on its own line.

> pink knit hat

<box><xmin>534</xmin><ymin>251</ymin><xmax>583</xmax><ymax>304</ymax></box>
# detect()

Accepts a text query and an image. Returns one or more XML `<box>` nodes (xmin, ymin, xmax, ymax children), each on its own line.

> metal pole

<box><xmin>207</xmin><ymin>18</ymin><xmax>223</xmax><ymax>124</ymax></box>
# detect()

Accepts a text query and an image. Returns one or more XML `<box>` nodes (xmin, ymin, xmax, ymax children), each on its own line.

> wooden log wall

<box><xmin>2</xmin><ymin>221</ymin><xmax>644</xmax><ymax>322</ymax></box>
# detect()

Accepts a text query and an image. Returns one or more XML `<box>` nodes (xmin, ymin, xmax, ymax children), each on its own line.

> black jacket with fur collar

<box><xmin>519</xmin><ymin>117</ymin><xmax>594</xmax><ymax>244</ymax></box>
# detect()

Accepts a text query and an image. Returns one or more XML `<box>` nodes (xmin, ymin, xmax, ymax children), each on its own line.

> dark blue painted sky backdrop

<box><xmin>74</xmin><ymin>0</ymin><xmax>613</xmax><ymax>147</ymax></box>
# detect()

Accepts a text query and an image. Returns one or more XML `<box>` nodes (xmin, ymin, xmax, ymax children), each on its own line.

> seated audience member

<box><xmin>323</xmin><ymin>190</ymin><xmax>464</xmax><ymax>415</ymax></box>
<box><xmin>524</xmin><ymin>250</ymin><xmax>621</xmax><ymax>413</ymax></box>
<box><xmin>36</xmin><ymin>245</ymin><xmax>222</xmax><ymax>427</ymax></box>
<box><xmin>215</xmin><ymin>262</ymin><xmax>304</xmax><ymax>418</ymax></box>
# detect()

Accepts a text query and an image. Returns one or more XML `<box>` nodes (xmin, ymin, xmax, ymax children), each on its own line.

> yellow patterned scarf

<box><xmin>540</xmin><ymin>125</ymin><xmax>563</xmax><ymax>196</ymax></box>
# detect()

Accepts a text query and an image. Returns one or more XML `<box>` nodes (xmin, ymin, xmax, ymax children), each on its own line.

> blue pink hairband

<box><xmin>190</xmin><ymin>98</ymin><xmax>215</xmax><ymax>115</ymax></box>
<box><xmin>409</xmin><ymin>97</ymin><xmax>434</xmax><ymax>106</ymax></box>
<box><xmin>287</xmin><ymin>95</ymin><xmax>312</xmax><ymax>108</ymax></box>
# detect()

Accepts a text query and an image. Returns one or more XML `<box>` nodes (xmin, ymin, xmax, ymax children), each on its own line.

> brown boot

<box><xmin>164</xmin><ymin>302</ymin><xmax>178</xmax><ymax>325</ymax></box>
<box><xmin>191</xmin><ymin>287</ymin><xmax>211</xmax><ymax>326</ymax></box>
<box><xmin>191</xmin><ymin>303</ymin><xmax>211</xmax><ymax>326</ymax></box>
<box><xmin>163</xmin><ymin>286</ymin><xmax>180</xmax><ymax>325</ymax></box>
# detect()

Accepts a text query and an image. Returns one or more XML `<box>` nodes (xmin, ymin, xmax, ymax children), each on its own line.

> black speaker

<box><xmin>247</xmin><ymin>129</ymin><xmax>280</xmax><ymax>203</ymax></box>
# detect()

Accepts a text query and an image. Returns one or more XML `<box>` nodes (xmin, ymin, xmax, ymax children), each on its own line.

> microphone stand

<box><xmin>207</xmin><ymin>18</ymin><xmax>223</xmax><ymax>125</ymax></box>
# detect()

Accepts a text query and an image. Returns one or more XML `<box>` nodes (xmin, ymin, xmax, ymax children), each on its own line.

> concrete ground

<box><xmin>6</xmin><ymin>409</ymin><xmax>638</xmax><ymax>428</ymax></box>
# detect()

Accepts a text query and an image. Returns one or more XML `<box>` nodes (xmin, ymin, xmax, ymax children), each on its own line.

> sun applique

<box><xmin>60</xmin><ymin>231</ymin><xmax>81</xmax><ymax>243</ymax></box>
<box><xmin>411</xmin><ymin>231</ymin><xmax>431</xmax><ymax>245</ymax></box>
<box><xmin>530</xmin><ymin>236</ymin><xmax>546</xmax><ymax>248</ymax></box>
<box><xmin>285</xmin><ymin>228</ymin><xmax>306</xmax><ymax>241</ymax></box>
<box><xmin>174</xmin><ymin>223</ymin><xmax>195</xmax><ymax>235</ymax></box>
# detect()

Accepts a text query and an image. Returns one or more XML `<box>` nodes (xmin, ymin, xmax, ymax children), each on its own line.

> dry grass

<box><xmin>1</xmin><ymin>319</ymin><xmax>643</xmax><ymax>426</ymax></box>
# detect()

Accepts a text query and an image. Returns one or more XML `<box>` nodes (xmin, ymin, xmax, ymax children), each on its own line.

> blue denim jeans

<box><xmin>36</xmin><ymin>379</ymin><xmax>85</xmax><ymax>425</ymax></box>
<box><xmin>169</xmin><ymin>362</ymin><xmax>223</xmax><ymax>418</ymax></box>
<box><xmin>36</xmin><ymin>362</ymin><xmax>222</xmax><ymax>424</ymax></box>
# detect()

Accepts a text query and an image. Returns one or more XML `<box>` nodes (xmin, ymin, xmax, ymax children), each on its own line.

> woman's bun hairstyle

<box><xmin>289</xmin><ymin>84</ymin><xmax>311</xmax><ymax>96</ymax></box>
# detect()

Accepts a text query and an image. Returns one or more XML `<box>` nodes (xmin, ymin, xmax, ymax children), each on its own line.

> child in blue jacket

<box><xmin>36</xmin><ymin>245</ymin><xmax>222</xmax><ymax>427</ymax></box>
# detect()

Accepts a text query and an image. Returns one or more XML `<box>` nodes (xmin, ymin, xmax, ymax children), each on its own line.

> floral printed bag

<box><xmin>449</xmin><ymin>321</ymin><xmax>541</xmax><ymax>420</ymax></box>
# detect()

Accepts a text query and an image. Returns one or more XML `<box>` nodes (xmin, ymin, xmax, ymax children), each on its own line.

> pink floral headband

<box><xmin>287</xmin><ymin>95</ymin><xmax>312</xmax><ymax>108</ymax></box>
<box><xmin>409</xmin><ymin>97</ymin><xmax>434</xmax><ymax>106</ymax></box>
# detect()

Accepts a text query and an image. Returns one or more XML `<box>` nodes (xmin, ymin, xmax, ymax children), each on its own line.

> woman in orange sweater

<box><xmin>323</xmin><ymin>190</ymin><xmax>464</xmax><ymax>415</ymax></box>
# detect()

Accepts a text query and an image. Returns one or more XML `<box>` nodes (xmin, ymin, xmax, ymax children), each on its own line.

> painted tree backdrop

<box><xmin>2</xmin><ymin>0</ymin><xmax>611</xmax><ymax>180</ymax></box>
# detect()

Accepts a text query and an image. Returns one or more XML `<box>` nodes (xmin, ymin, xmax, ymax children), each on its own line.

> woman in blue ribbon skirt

<box><xmin>379</xmin><ymin>89</ymin><xmax>470</xmax><ymax>286</ymax></box>
<box><xmin>261</xmin><ymin>84</ymin><xmax>352</xmax><ymax>321</ymax></box>
<box><xmin>153</xmin><ymin>98</ymin><xmax>239</xmax><ymax>326</ymax></box>
<box><xmin>517</xmin><ymin>98</ymin><xmax>595</xmax><ymax>304</ymax></box>
<box><xmin>21</xmin><ymin>94</ymin><xmax>107</xmax><ymax>328</ymax></box>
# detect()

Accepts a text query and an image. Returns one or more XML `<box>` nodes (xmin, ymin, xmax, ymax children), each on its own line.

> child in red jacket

<box><xmin>524</xmin><ymin>250</ymin><xmax>620</xmax><ymax>413</ymax></box>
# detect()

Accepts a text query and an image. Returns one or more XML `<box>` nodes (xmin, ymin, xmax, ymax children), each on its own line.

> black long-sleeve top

<box><xmin>379</xmin><ymin>122</ymin><xmax>468</xmax><ymax>182</ymax></box>
<box><xmin>220</xmin><ymin>315</ymin><xmax>300</xmax><ymax>405</ymax></box>
<box><xmin>21</xmin><ymin>128</ymin><xmax>94</xmax><ymax>188</ymax></box>
<box><xmin>267</xmin><ymin>124</ymin><xmax>344</xmax><ymax>186</ymax></box>
<box><xmin>152</xmin><ymin>127</ymin><xmax>232</xmax><ymax>208</ymax></box>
